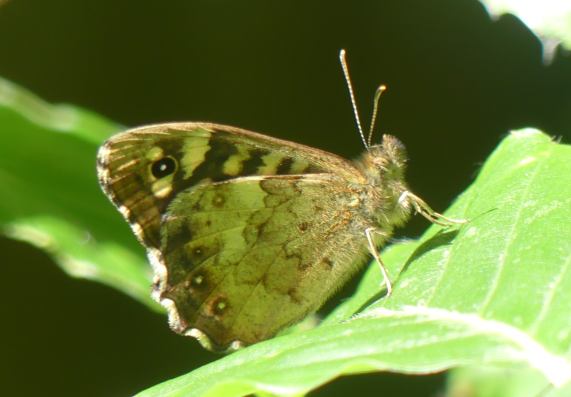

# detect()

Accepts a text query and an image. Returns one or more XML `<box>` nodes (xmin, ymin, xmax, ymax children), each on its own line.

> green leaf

<box><xmin>446</xmin><ymin>367</ymin><xmax>571</xmax><ymax>397</ymax></box>
<box><xmin>0</xmin><ymin>76</ymin><xmax>156</xmax><ymax>308</ymax></box>
<box><xmin>138</xmin><ymin>129</ymin><xmax>571</xmax><ymax>397</ymax></box>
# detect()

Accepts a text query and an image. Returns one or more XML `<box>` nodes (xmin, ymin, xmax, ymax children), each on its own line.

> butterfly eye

<box><xmin>151</xmin><ymin>156</ymin><xmax>177</xmax><ymax>179</ymax></box>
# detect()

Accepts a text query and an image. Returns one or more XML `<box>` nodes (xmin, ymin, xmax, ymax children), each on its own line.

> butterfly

<box><xmin>96</xmin><ymin>50</ymin><xmax>463</xmax><ymax>351</ymax></box>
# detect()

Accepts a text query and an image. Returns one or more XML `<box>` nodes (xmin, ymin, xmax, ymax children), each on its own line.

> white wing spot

<box><xmin>118</xmin><ymin>205</ymin><xmax>131</xmax><ymax>218</ymax></box>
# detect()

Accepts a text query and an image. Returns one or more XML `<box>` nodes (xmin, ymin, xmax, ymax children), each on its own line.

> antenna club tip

<box><xmin>379</xmin><ymin>84</ymin><xmax>387</xmax><ymax>92</ymax></box>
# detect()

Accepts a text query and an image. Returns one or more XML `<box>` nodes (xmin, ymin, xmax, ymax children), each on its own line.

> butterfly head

<box><xmin>361</xmin><ymin>134</ymin><xmax>407</xmax><ymax>184</ymax></box>
<box><xmin>356</xmin><ymin>134</ymin><xmax>413</xmax><ymax>228</ymax></box>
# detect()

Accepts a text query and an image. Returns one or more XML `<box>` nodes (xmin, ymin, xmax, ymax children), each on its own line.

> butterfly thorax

<box><xmin>354</xmin><ymin>134</ymin><xmax>412</xmax><ymax>232</ymax></box>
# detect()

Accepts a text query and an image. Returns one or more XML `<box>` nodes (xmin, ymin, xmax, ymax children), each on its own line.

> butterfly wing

<box><xmin>158</xmin><ymin>175</ymin><xmax>371</xmax><ymax>350</ymax></box>
<box><xmin>97</xmin><ymin>122</ymin><xmax>362</xmax><ymax>249</ymax></box>
<box><xmin>97</xmin><ymin>122</ymin><xmax>371</xmax><ymax>350</ymax></box>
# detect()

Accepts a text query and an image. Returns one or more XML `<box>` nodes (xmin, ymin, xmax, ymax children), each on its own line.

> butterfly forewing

<box><xmin>97</xmin><ymin>123</ymin><xmax>358</xmax><ymax>246</ymax></box>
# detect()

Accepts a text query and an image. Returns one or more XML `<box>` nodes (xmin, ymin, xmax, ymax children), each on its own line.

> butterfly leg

<box><xmin>399</xmin><ymin>191</ymin><xmax>467</xmax><ymax>226</ymax></box>
<box><xmin>365</xmin><ymin>227</ymin><xmax>393</xmax><ymax>296</ymax></box>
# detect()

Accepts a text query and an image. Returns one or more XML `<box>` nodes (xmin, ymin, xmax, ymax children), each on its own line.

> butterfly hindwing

<box><xmin>157</xmin><ymin>175</ymin><xmax>371</xmax><ymax>350</ymax></box>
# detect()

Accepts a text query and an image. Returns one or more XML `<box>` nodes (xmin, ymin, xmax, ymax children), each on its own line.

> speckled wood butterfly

<box><xmin>97</xmin><ymin>50</ymin><xmax>463</xmax><ymax>351</ymax></box>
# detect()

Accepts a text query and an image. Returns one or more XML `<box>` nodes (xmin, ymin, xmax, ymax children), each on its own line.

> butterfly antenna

<box><xmin>339</xmin><ymin>49</ymin><xmax>368</xmax><ymax>150</ymax></box>
<box><xmin>367</xmin><ymin>84</ymin><xmax>387</xmax><ymax>147</ymax></box>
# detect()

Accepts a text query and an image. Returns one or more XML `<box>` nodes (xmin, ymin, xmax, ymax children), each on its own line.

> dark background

<box><xmin>1</xmin><ymin>0</ymin><xmax>569</xmax><ymax>396</ymax></box>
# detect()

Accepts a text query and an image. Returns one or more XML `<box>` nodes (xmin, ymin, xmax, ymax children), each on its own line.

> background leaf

<box><xmin>138</xmin><ymin>130</ymin><xmax>571</xmax><ymax>397</ymax></box>
<box><xmin>0</xmin><ymin>77</ymin><xmax>156</xmax><ymax>308</ymax></box>
<box><xmin>480</xmin><ymin>0</ymin><xmax>571</xmax><ymax>52</ymax></box>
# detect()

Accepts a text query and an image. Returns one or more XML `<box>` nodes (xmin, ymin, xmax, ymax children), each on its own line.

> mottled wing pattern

<box><xmin>97</xmin><ymin>122</ymin><xmax>361</xmax><ymax>249</ymax></box>
<box><xmin>97</xmin><ymin>122</ymin><xmax>372</xmax><ymax>350</ymax></box>
<box><xmin>160</xmin><ymin>175</ymin><xmax>371</xmax><ymax>350</ymax></box>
